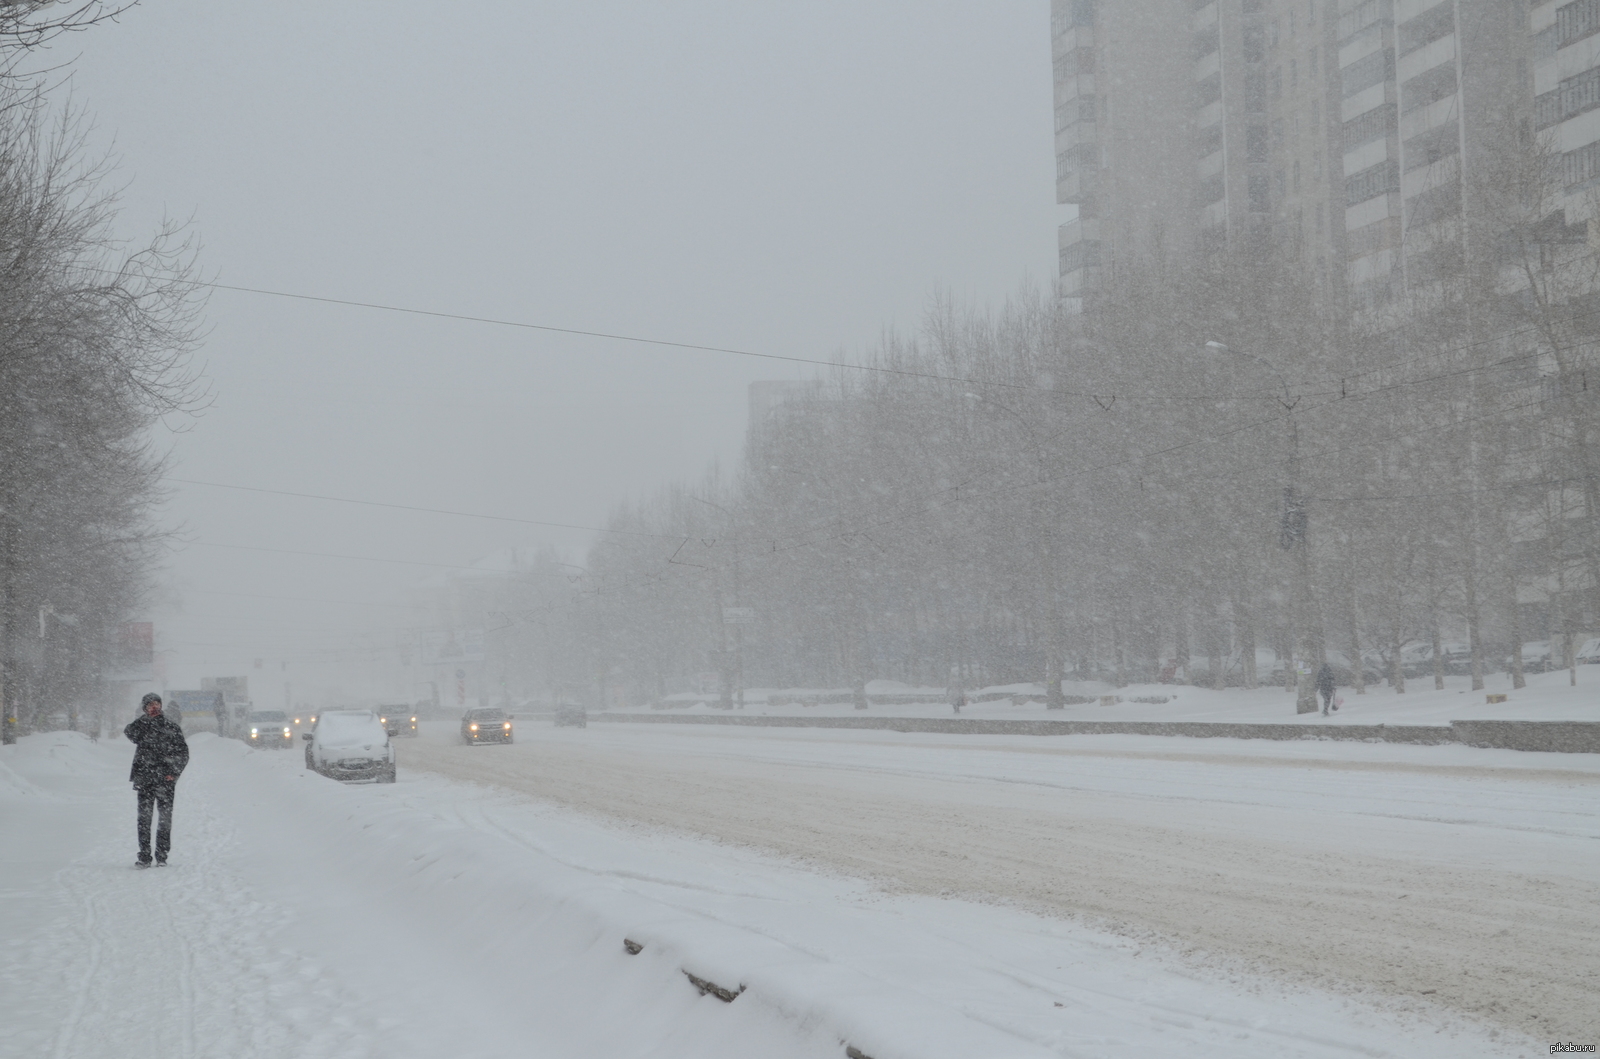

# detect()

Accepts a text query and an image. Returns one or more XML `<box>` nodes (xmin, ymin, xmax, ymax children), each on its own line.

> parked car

<box><xmin>1400</xmin><ymin>642</ymin><xmax>1474</xmax><ymax>678</ymax></box>
<box><xmin>461</xmin><ymin>707</ymin><xmax>512</xmax><ymax>745</ymax></box>
<box><xmin>304</xmin><ymin>710</ymin><xmax>395</xmax><ymax>783</ymax></box>
<box><xmin>554</xmin><ymin>704</ymin><xmax>587</xmax><ymax>728</ymax></box>
<box><xmin>1510</xmin><ymin>640</ymin><xmax>1556</xmax><ymax>674</ymax></box>
<box><xmin>245</xmin><ymin>710</ymin><xmax>294</xmax><ymax>749</ymax></box>
<box><xmin>377</xmin><ymin>705</ymin><xmax>418</xmax><ymax>738</ymax></box>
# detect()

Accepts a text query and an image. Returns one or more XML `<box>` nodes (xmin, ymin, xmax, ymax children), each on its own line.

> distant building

<box><xmin>1051</xmin><ymin>0</ymin><xmax>1534</xmax><ymax>314</ymax></box>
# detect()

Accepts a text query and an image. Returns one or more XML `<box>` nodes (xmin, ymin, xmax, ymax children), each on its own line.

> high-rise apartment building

<box><xmin>1337</xmin><ymin>1</ymin><xmax>1527</xmax><ymax>311</ymax></box>
<box><xmin>1534</xmin><ymin>0</ymin><xmax>1600</xmax><ymax>216</ymax></box>
<box><xmin>1052</xmin><ymin>0</ymin><xmax>1538</xmax><ymax>315</ymax></box>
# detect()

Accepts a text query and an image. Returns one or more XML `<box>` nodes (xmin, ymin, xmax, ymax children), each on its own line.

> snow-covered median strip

<box><xmin>1</xmin><ymin>729</ymin><xmax>1548</xmax><ymax>1058</ymax></box>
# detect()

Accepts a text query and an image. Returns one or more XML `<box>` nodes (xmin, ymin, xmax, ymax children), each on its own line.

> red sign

<box><xmin>118</xmin><ymin>623</ymin><xmax>153</xmax><ymax>664</ymax></box>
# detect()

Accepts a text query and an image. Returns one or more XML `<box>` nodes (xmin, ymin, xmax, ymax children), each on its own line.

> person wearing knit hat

<box><xmin>124</xmin><ymin>693</ymin><xmax>189</xmax><ymax>868</ymax></box>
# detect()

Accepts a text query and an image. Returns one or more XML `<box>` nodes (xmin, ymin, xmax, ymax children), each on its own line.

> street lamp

<box><xmin>1202</xmin><ymin>341</ymin><xmax>1318</xmax><ymax>715</ymax></box>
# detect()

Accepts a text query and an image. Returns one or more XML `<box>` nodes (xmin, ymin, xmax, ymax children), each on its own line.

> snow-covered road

<box><xmin>406</xmin><ymin>723</ymin><xmax>1600</xmax><ymax>1047</ymax></box>
<box><xmin>3</xmin><ymin>724</ymin><xmax>1590</xmax><ymax>1058</ymax></box>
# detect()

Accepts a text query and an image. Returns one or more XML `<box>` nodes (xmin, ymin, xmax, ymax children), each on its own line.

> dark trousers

<box><xmin>1320</xmin><ymin>687</ymin><xmax>1334</xmax><ymax>711</ymax></box>
<box><xmin>136</xmin><ymin>782</ymin><xmax>176</xmax><ymax>862</ymax></box>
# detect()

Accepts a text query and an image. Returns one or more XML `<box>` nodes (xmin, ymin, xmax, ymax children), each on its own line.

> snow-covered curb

<box><xmin>592</xmin><ymin>712</ymin><xmax>1600</xmax><ymax>752</ymax></box>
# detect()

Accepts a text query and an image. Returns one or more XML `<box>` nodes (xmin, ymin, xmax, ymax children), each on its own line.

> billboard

<box><xmin>420</xmin><ymin>629</ymin><xmax>485</xmax><ymax>666</ymax></box>
<box><xmin>201</xmin><ymin>676</ymin><xmax>250</xmax><ymax>703</ymax></box>
<box><xmin>104</xmin><ymin>622</ymin><xmax>155</xmax><ymax>681</ymax></box>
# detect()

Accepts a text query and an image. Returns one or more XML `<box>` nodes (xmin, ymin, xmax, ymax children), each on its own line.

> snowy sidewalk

<box><xmin>1</xmin><ymin>730</ymin><xmax>1555</xmax><ymax>1059</ymax></box>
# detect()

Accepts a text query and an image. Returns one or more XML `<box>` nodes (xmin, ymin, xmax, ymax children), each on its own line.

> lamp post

<box><xmin>964</xmin><ymin>392</ymin><xmax>1068</xmax><ymax>709</ymax></box>
<box><xmin>1202</xmin><ymin>342</ymin><xmax>1319</xmax><ymax>715</ymax></box>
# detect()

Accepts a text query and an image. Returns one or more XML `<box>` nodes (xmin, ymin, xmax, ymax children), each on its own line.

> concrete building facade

<box><xmin>1052</xmin><ymin>0</ymin><xmax>1543</xmax><ymax>315</ymax></box>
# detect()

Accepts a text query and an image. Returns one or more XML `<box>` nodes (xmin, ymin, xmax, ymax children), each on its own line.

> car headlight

<box><xmin>283</xmin><ymin>727</ymin><xmax>291</xmax><ymax>737</ymax></box>
<box><xmin>469</xmin><ymin>723</ymin><xmax>478</xmax><ymax>731</ymax></box>
<box><xmin>410</xmin><ymin>717</ymin><xmax>416</xmax><ymax>723</ymax></box>
<box><xmin>503</xmin><ymin>722</ymin><xmax>511</xmax><ymax>729</ymax></box>
<box><xmin>250</xmin><ymin>728</ymin><xmax>258</xmax><ymax>736</ymax></box>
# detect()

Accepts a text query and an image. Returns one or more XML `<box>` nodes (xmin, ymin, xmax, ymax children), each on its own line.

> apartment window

<box><xmin>1194</xmin><ymin>25</ymin><xmax>1220</xmax><ymax>59</ymax></box>
<box><xmin>1561</xmin><ymin>66</ymin><xmax>1600</xmax><ymax>126</ymax></box>
<box><xmin>1558</xmin><ymin>0</ymin><xmax>1600</xmax><ymax>48</ymax></box>
<box><xmin>1313</xmin><ymin>149</ymin><xmax>1321</xmax><ymax>180</ymax></box>
<box><xmin>1342</xmin><ymin>103</ymin><xmax>1396</xmax><ymax>151</ymax></box>
<box><xmin>1272</xmin><ymin>118</ymin><xmax>1286</xmax><ymax>147</ymax></box>
<box><xmin>1247</xmin><ymin>71</ymin><xmax>1267</xmax><ymax>112</ymax></box>
<box><xmin>1053</xmin><ymin>47</ymin><xmax>1094</xmax><ymax>80</ymax></box>
<box><xmin>1291</xmin><ymin>59</ymin><xmax>1298</xmax><ymax>87</ymax></box>
<box><xmin>1535</xmin><ymin>25</ymin><xmax>1559</xmax><ymax>62</ymax></box>
<box><xmin>1196</xmin><ymin>123</ymin><xmax>1224</xmax><ymax>157</ymax></box>
<box><xmin>1195</xmin><ymin>74</ymin><xmax>1223</xmax><ymax>107</ymax></box>
<box><xmin>1310</xmin><ymin>47</ymin><xmax>1318</xmax><ymax>79</ymax></box>
<box><xmin>1272</xmin><ymin>67</ymin><xmax>1283</xmax><ymax>100</ymax></box>
<box><xmin>1294</xmin><ymin>159</ymin><xmax>1302</xmax><ymax>190</ymax></box>
<box><xmin>1249</xmin><ymin>172</ymin><xmax>1271</xmax><ymax>211</ymax></box>
<box><xmin>1247</xmin><ymin>124</ymin><xmax>1270</xmax><ymax>162</ymax></box>
<box><xmin>1563</xmin><ymin>140</ymin><xmax>1600</xmax><ymax>189</ymax></box>
<box><xmin>1345</xmin><ymin>159</ymin><xmax>1398</xmax><ymax>205</ymax></box>
<box><xmin>1316</xmin><ymin>202</ymin><xmax>1324</xmax><ymax>234</ymax></box>
<box><xmin>1341</xmin><ymin>48</ymin><xmax>1394</xmax><ymax>98</ymax></box>
<box><xmin>1276</xmin><ymin>169</ymin><xmax>1288</xmax><ymax>196</ymax></box>
<box><xmin>1312</xmin><ymin>98</ymin><xmax>1321</xmax><ymax>127</ymax></box>
<box><xmin>1401</xmin><ymin>63</ymin><xmax>1457</xmax><ymax>114</ymax></box>
<box><xmin>1243</xmin><ymin>24</ymin><xmax>1266</xmax><ymax>63</ymax></box>
<box><xmin>1403</xmin><ymin>122</ymin><xmax>1459</xmax><ymax>171</ymax></box>
<box><xmin>1398</xmin><ymin>4</ymin><xmax>1455</xmax><ymax>56</ymax></box>
<box><xmin>1059</xmin><ymin>239</ymin><xmax>1102</xmax><ymax>275</ymax></box>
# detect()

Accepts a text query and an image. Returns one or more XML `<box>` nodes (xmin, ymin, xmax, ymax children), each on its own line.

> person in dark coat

<box><xmin>1316</xmin><ymin>662</ymin><xmax>1337</xmax><ymax>715</ymax></box>
<box><xmin>124</xmin><ymin>693</ymin><xmax>189</xmax><ymax>867</ymax></box>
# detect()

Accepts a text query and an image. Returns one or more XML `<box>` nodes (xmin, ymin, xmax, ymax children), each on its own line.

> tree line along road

<box><xmin>402</xmin><ymin>722</ymin><xmax>1600</xmax><ymax>1043</ymax></box>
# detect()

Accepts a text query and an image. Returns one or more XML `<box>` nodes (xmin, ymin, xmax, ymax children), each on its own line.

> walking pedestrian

<box><xmin>1316</xmin><ymin>662</ymin><xmax>1337</xmax><ymax>716</ymax></box>
<box><xmin>124</xmin><ymin>693</ymin><xmax>189</xmax><ymax>868</ymax></box>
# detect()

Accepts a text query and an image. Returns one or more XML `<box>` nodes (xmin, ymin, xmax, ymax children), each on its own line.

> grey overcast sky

<box><xmin>60</xmin><ymin>1</ymin><xmax>1058</xmax><ymax>698</ymax></box>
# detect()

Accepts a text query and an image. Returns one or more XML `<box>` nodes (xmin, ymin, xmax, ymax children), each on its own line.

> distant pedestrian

<box><xmin>124</xmin><ymin>693</ymin><xmax>189</xmax><ymax>868</ymax></box>
<box><xmin>1316</xmin><ymin>663</ymin><xmax>1337</xmax><ymax>715</ymax></box>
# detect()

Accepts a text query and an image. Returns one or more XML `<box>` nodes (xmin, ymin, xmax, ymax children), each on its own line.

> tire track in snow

<box><xmin>407</xmin><ymin>727</ymin><xmax>1600</xmax><ymax>1043</ymax></box>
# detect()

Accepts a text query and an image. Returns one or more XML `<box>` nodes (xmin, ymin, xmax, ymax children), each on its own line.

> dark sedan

<box><xmin>378</xmin><ymin>706</ymin><xmax>418</xmax><ymax>738</ymax></box>
<box><xmin>461</xmin><ymin>707</ymin><xmax>512</xmax><ymax>745</ymax></box>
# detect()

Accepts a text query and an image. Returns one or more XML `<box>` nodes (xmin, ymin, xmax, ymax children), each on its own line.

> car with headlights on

<box><xmin>303</xmin><ymin>710</ymin><xmax>395</xmax><ymax>783</ymax></box>
<box><xmin>245</xmin><ymin>710</ymin><xmax>294</xmax><ymax>749</ymax></box>
<box><xmin>460</xmin><ymin>707</ymin><xmax>512</xmax><ymax>745</ymax></box>
<box><xmin>377</xmin><ymin>705</ymin><xmax>418</xmax><ymax>738</ymax></box>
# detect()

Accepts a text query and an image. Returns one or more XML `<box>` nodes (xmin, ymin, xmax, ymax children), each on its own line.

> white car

<box><xmin>303</xmin><ymin>710</ymin><xmax>396</xmax><ymax>784</ymax></box>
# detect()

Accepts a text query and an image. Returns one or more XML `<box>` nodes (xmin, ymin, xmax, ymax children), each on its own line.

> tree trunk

<box><xmin>1431</xmin><ymin>620</ymin><xmax>1445</xmax><ymax>691</ymax></box>
<box><xmin>1508</xmin><ymin>576</ymin><xmax>1525</xmax><ymax>690</ymax></box>
<box><xmin>1234</xmin><ymin>594</ymin><xmax>1258</xmax><ymax>689</ymax></box>
<box><xmin>1465</xmin><ymin>568</ymin><xmax>1484</xmax><ymax>691</ymax></box>
<box><xmin>1348</xmin><ymin>586</ymin><xmax>1366</xmax><ymax>695</ymax></box>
